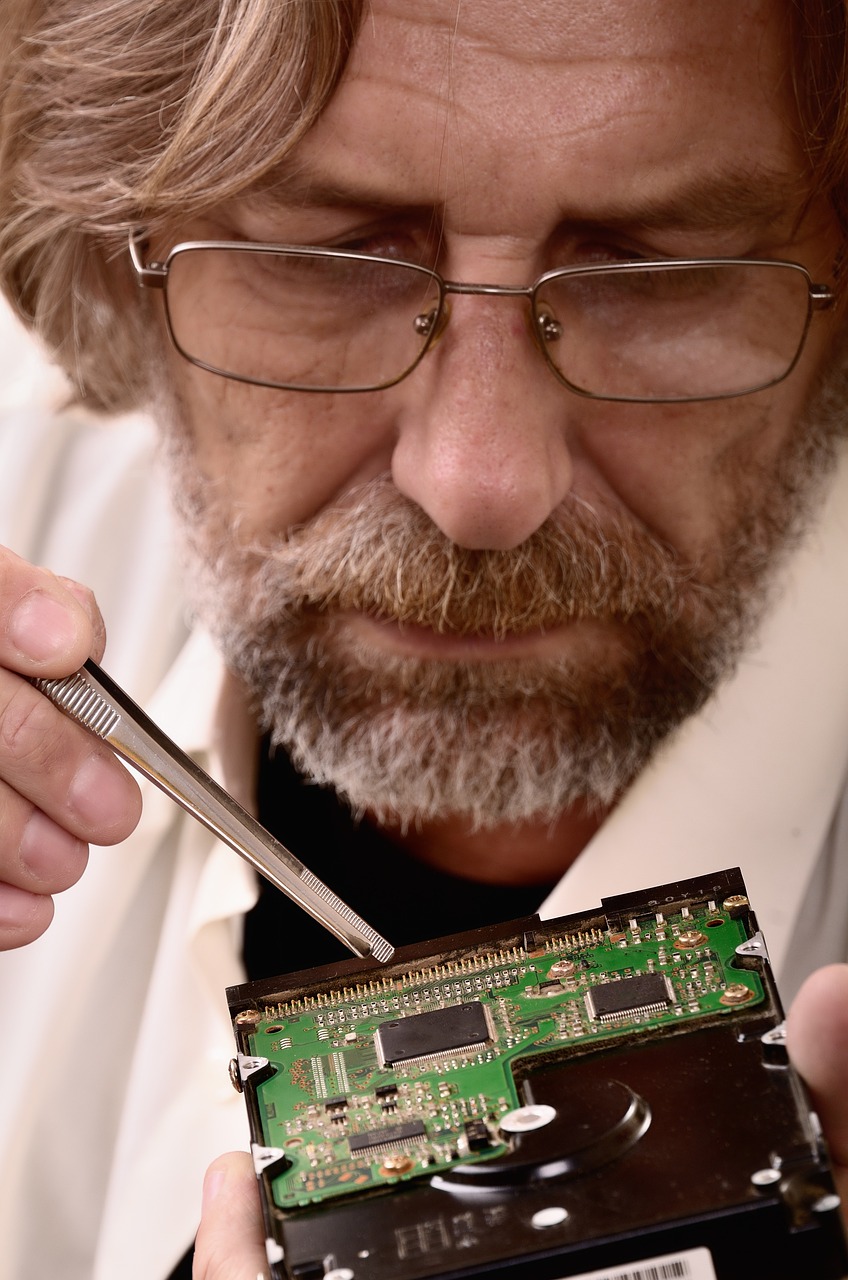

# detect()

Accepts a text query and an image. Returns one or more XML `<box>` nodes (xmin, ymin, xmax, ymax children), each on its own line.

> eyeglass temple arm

<box><xmin>128</xmin><ymin>230</ymin><xmax>167</xmax><ymax>289</ymax></box>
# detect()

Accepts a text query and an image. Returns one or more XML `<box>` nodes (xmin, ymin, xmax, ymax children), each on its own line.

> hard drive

<box><xmin>227</xmin><ymin>867</ymin><xmax>848</xmax><ymax>1280</ymax></box>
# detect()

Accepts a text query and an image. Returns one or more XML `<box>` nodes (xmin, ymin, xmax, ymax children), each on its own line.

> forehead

<box><xmin>272</xmin><ymin>0</ymin><xmax>806</xmax><ymax>232</ymax></box>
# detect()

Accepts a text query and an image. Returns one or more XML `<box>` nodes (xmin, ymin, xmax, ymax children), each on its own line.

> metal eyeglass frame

<box><xmin>128</xmin><ymin>229</ymin><xmax>836</xmax><ymax>403</ymax></box>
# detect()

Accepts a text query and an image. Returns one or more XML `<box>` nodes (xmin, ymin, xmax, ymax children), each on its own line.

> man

<box><xmin>0</xmin><ymin>0</ymin><xmax>846</xmax><ymax>1276</ymax></box>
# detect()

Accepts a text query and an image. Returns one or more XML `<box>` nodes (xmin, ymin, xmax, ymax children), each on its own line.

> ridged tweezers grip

<box><xmin>300</xmin><ymin>871</ymin><xmax>395</xmax><ymax>964</ymax></box>
<box><xmin>31</xmin><ymin>671</ymin><xmax>121</xmax><ymax>738</ymax></box>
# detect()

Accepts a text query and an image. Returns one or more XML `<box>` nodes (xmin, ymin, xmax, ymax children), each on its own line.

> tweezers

<box><xmin>32</xmin><ymin>659</ymin><xmax>394</xmax><ymax>963</ymax></box>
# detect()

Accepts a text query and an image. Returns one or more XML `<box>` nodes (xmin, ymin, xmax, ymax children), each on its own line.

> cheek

<box><xmin>165</xmin><ymin>361</ymin><xmax>399</xmax><ymax>535</ymax></box>
<box><xmin>569</xmin><ymin>393</ymin><xmax>794</xmax><ymax>560</ymax></box>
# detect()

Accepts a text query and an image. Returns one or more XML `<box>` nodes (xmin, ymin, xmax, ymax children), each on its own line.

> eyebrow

<box><xmin>604</xmin><ymin>168</ymin><xmax>811</xmax><ymax>236</ymax></box>
<box><xmin>245</xmin><ymin>163</ymin><xmax>811</xmax><ymax>238</ymax></box>
<box><xmin>247</xmin><ymin>172</ymin><xmax>423</xmax><ymax>217</ymax></box>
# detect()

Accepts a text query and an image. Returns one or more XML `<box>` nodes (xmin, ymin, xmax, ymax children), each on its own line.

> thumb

<box><xmin>785</xmin><ymin>964</ymin><xmax>848</xmax><ymax>1212</ymax></box>
<box><xmin>193</xmin><ymin>1151</ymin><xmax>269</xmax><ymax>1280</ymax></box>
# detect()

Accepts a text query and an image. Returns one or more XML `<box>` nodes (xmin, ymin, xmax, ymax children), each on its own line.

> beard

<box><xmin>159</xmin><ymin>373</ymin><xmax>846</xmax><ymax>833</ymax></box>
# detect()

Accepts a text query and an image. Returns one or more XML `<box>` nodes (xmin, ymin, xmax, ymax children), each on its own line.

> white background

<box><xmin>0</xmin><ymin>295</ymin><xmax>68</xmax><ymax>412</ymax></box>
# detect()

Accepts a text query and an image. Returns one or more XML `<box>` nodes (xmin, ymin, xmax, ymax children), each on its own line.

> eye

<box><xmin>571</xmin><ymin>240</ymin><xmax>655</xmax><ymax>267</ymax></box>
<box><xmin>324</xmin><ymin>218</ymin><xmax>440</xmax><ymax>268</ymax></box>
<box><xmin>328</xmin><ymin>233</ymin><xmax>423</xmax><ymax>263</ymax></box>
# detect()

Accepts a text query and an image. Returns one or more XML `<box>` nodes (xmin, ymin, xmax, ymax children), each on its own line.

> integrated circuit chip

<box><xmin>585</xmin><ymin>973</ymin><xmax>674</xmax><ymax>1023</ymax></box>
<box><xmin>375</xmin><ymin>1001</ymin><xmax>493</xmax><ymax>1067</ymax></box>
<box><xmin>348</xmin><ymin>1120</ymin><xmax>427</xmax><ymax>1154</ymax></box>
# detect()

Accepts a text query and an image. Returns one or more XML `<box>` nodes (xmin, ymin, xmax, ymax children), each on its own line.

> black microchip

<box><xmin>464</xmin><ymin>1119</ymin><xmax>491</xmax><ymax>1152</ymax></box>
<box><xmin>348</xmin><ymin>1120</ymin><xmax>427</xmax><ymax>1154</ymax></box>
<box><xmin>585</xmin><ymin>973</ymin><xmax>674</xmax><ymax>1022</ymax></box>
<box><xmin>324</xmin><ymin>1095</ymin><xmax>347</xmax><ymax>1112</ymax></box>
<box><xmin>375</xmin><ymin>1002</ymin><xmax>492</xmax><ymax>1067</ymax></box>
<box><xmin>374</xmin><ymin>1083</ymin><xmax>398</xmax><ymax>1099</ymax></box>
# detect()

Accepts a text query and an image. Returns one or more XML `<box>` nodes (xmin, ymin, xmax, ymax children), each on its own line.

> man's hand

<box><xmin>194</xmin><ymin>1152</ymin><xmax>268</xmax><ymax>1280</ymax></box>
<box><xmin>0</xmin><ymin>549</ymin><xmax>141</xmax><ymax>948</ymax></box>
<box><xmin>786</xmin><ymin>963</ymin><xmax>848</xmax><ymax>1219</ymax></box>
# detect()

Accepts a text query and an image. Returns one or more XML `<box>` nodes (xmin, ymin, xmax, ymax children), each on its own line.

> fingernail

<box><xmin>202</xmin><ymin>1167</ymin><xmax>227</xmax><ymax>1214</ymax></box>
<box><xmin>20</xmin><ymin>809</ymin><xmax>85</xmax><ymax>883</ymax></box>
<box><xmin>0</xmin><ymin>881</ymin><xmax>43</xmax><ymax>928</ymax></box>
<box><xmin>9</xmin><ymin>591</ymin><xmax>78</xmax><ymax>662</ymax></box>
<box><xmin>68</xmin><ymin>755</ymin><xmax>132</xmax><ymax>831</ymax></box>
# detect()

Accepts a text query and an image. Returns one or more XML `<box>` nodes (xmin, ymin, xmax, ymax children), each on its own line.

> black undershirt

<box><xmin>167</xmin><ymin>739</ymin><xmax>556</xmax><ymax>1279</ymax></box>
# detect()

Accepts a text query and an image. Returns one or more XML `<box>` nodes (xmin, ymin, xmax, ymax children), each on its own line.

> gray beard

<box><xmin>160</xmin><ymin>371</ymin><xmax>845</xmax><ymax>833</ymax></box>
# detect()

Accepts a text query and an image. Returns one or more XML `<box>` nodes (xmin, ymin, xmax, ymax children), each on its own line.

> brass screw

<box><xmin>675</xmin><ymin>930</ymin><xmax>708</xmax><ymax>949</ymax></box>
<box><xmin>379</xmin><ymin>1153</ymin><xmax>414</xmax><ymax>1176</ymax></box>
<box><xmin>723</xmin><ymin>895</ymin><xmax>749</xmax><ymax>912</ymax></box>
<box><xmin>228</xmin><ymin>1059</ymin><xmax>243</xmax><ymax>1094</ymax></box>
<box><xmin>235</xmin><ymin>1009</ymin><xmax>261</xmax><ymax>1026</ymax></box>
<box><xmin>720</xmin><ymin>983</ymin><xmax>754</xmax><ymax>1005</ymax></box>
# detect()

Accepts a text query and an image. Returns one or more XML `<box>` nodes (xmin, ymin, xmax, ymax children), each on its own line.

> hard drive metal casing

<box><xmin>227</xmin><ymin>868</ymin><xmax>848</xmax><ymax>1280</ymax></box>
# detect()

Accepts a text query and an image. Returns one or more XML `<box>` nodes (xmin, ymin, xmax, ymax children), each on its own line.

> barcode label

<box><xmin>561</xmin><ymin>1246</ymin><xmax>717</xmax><ymax>1280</ymax></box>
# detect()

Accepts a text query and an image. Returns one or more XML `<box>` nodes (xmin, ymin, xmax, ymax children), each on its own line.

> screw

<box><xmin>531</xmin><ymin>1206</ymin><xmax>568</xmax><ymax>1229</ymax></box>
<box><xmin>235</xmin><ymin>1009</ymin><xmax>261</xmax><ymax>1026</ymax></box>
<box><xmin>720</xmin><ymin>983</ymin><xmax>754</xmax><ymax>1005</ymax></box>
<box><xmin>812</xmin><ymin>1193</ymin><xmax>842</xmax><ymax>1214</ymax></box>
<box><xmin>723</xmin><ymin>895</ymin><xmax>749</xmax><ymax>912</ymax></box>
<box><xmin>675</xmin><ymin>930</ymin><xmax>708</xmax><ymax>949</ymax></box>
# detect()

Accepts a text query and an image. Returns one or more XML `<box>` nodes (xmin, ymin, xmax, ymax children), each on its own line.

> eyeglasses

<box><xmin>129</xmin><ymin>231</ymin><xmax>836</xmax><ymax>403</ymax></box>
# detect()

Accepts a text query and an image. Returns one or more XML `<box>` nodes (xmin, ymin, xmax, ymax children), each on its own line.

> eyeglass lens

<box><xmin>165</xmin><ymin>248</ymin><xmax>442</xmax><ymax>392</ymax></box>
<box><xmin>163</xmin><ymin>248</ymin><xmax>812</xmax><ymax>399</ymax></box>
<box><xmin>533</xmin><ymin>261</ymin><xmax>811</xmax><ymax>399</ymax></box>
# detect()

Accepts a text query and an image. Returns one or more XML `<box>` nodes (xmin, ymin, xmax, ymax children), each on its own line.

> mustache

<box><xmin>243</xmin><ymin>476</ymin><xmax>704</xmax><ymax>639</ymax></box>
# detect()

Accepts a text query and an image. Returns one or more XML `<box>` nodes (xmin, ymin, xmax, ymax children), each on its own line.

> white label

<box><xmin>561</xmin><ymin>1246</ymin><xmax>717</xmax><ymax>1280</ymax></box>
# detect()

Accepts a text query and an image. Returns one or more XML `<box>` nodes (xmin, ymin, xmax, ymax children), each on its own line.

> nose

<box><xmin>390</xmin><ymin>293</ymin><xmax>575</xmax><ymax>550</ymax></box>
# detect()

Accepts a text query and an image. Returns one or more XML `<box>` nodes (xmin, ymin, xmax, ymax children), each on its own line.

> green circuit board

<box><xmin>241</xmin><ymin>897</ymin><xmax>763</xmax><ymax>1210</ymax></box>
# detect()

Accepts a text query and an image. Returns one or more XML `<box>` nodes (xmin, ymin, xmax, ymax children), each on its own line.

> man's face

<box><xmin>157</xmin><ymin>0</ymin><xmax>844</xmax><ymax>835</ymax></box>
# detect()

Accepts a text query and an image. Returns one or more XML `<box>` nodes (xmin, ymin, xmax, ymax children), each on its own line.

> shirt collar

<box><xmin>542</xmin><ymin>440</ymin><xmax>848</xmax><ymax>977</ymax></box>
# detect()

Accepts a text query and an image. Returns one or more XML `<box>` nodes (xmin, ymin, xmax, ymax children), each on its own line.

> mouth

<box><xmin>338</xmin><ymin>609</ymin><xmax>632</xmax><ymax>663</ymax></box>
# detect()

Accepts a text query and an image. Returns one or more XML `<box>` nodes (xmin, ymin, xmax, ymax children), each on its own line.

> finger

<box><xmin>0</xmin><ymin>880</ymin><xmax>55</xmax><ymax>948</ymax></box>
<box><xmin>13</xmin><ymin>796</ymin><xmax>90</xmax><ymax>895</ymax></box>
<box><xmin>0</xmin><ymin>668</ymin><xmax>141</xmax><ymax>844</ymax></box>
<box><xmin>0</xmin><ymin>670</ymin><xmax>141</xmax><ymax>951</ymax></box>
<box><xmin>0</xmin><ymin>552</ymin><xmax>129</xmax><ymax>950</ymax></box>
<box><xmin>56</xmin><ymin>575</ymin><xmax>107</xmax><ymax>663</ymax></box>
<box><xmin>0</xmin><ymin>799</ymin><xmax>88</xmax><ymax>949</ymax></box>
<box><xmin>0</xmin><ymin>552</ymin><xmax>130</xmax><ymax>842</ymax></box>
<box><xmin>0</xmin><ymin>551</ymin><xmax>100</xmax><ymax>676</ymax></box>
<box><xmin>786</xmin><ymin>964</ymin><xmax>848</xmax><ymax>1203</ymax></box>
<box><xmin>194</xmin><ymin>1151</ymin><xmax>268</xmax><ymax>1280</ymax></box>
